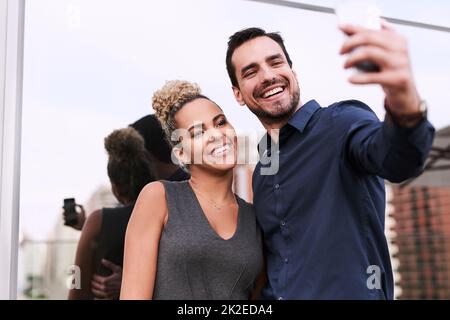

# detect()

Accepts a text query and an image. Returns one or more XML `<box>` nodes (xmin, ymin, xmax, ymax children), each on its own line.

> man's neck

<box><xmin>262</xmin><ymin>101</ymin><xmax>303</xmax><ymax>143</ymax></box>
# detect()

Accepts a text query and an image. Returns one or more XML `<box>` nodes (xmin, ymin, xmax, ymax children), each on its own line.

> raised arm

<box><xmin>338</xmin><ymin>21</ymin><xmax>435</xmax><ymax>182</ymax></box>
<box><xmin>120</xmin><ymin>182</ymin><xmax>167</xmax><ymax>299</ymax></box>
<box><xmin>68</xmin><ymin>209</ymin><xmax>102</xmax><ymax>300</ymax></box>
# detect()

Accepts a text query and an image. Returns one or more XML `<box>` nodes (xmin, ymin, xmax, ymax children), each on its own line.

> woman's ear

<box><xmin>172</xmin><ymin>146</ymin><xmax>188</xmax><ymax>167</ymax></box>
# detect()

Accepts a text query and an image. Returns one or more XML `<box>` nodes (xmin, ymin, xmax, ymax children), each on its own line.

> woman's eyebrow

<box><xmin>188</xmin><ymin>114</ymin><xmax>225</xmax><ymax>132</ymax></box>
<box><xmin>187</xmin><ymin>122</ymin><xmax>204</xmax><ymax>133</ymax></box>
<box><xmin>212</xmin><ymin>113</ymin><xmax>225</xmax><ymax>122</ymax></box>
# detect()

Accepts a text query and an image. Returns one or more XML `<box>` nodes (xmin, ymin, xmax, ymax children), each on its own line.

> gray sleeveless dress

<box><xmin>153</xmin><ymin>180</ymin><xmax>264</xmax><ymax>300</ymax></box>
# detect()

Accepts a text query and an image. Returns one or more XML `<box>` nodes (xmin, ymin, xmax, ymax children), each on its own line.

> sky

<box><xmin>19</xmin><ymin>0</ymin><xmax>450</xmax><ymax>240</ymax></box>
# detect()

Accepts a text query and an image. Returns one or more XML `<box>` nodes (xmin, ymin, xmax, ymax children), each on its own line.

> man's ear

<box><xmin>232</xmin><ymin>86</ymin><xmax>246</xmax><ymax>106</ymax></box>
<box><xmin>293</xmin><ymin>69</ymin><xmax>299</xmax><ymax>84</ymax></box>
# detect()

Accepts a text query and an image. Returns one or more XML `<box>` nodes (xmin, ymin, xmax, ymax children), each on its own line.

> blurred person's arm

<box><xmin>68</xmin><ymin>209</ymin><xmax>102</xmax><ymax>300</ymax></box>
<box><xmin>90</xmin><ymin>259</ymin><xmax>122</xmax><ymax>299</ymax></box>
<box><xmin>120</xmin><ymin>182</ymin><xmax>167</xmax><ymax>300</ymax></box>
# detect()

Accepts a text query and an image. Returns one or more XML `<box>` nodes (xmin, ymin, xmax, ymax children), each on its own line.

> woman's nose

<box><xmin>207</xmin><ymin>128</ymin><xmax>223</xmax><ymax>142</ymax></box>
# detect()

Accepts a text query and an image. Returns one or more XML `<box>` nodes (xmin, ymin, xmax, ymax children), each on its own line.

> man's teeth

<box><xmin>263</xmin><ymin>87</ymin><xmax>283</xmax><ymax>98</ymax></box>
<box><xmin>212</xmin><ymin>144</ymin><xmax>230</xmax><ymax>156</ymax></box>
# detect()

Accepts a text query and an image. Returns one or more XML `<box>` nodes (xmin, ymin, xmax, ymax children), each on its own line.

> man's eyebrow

<box><xmin>240</xmin><ymin>62</ymin><xmax>258</xmax><ymax>76</ymax></box>
<box><xmin>240</xmin><ymin>54</ymin><xmax>284</xmax><ymax>76</ymax></box>
<box><xmin>266</xmin><ymin>53</ymin><xmax>283</xmax><ymax>62</ymax></box>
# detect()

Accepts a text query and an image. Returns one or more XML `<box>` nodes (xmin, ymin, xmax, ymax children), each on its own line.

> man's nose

<box><xmin>259</xmin><ymin>65</ymin><xmax>277</xmax><ymax>83</ymax></box>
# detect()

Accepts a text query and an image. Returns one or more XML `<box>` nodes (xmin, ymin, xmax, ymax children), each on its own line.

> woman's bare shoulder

<box><xmin>131</xmin><ymin>181</ymin><xmax>167</xmax><ymax>223</ymax></box>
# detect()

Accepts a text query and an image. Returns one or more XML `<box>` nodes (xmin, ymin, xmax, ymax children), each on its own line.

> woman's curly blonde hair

<box><xmin>152</xmin><ymin>80</ymin><xmax>208</xmax><ymax>146</ymax></box>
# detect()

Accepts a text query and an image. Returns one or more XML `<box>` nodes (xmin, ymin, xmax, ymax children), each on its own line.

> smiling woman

<box><xmin>5</xmin><ymin>0</ymin><xmax>449</xmax><ymax>301</ymax></box>
<box><xmin>120</xmin><ymin>80</ymin><xmax>265</xmax><ymax>300</ymax></box>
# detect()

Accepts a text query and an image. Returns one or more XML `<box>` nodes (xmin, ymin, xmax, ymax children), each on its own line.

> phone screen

<box><xmin>63</xmin><ymin>198</ymin><xmax>78</xmax><ymax>226</ymax></box>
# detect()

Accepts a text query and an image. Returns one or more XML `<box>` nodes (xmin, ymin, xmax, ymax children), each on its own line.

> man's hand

<box><xmin>339</xmin><ymin>20</ymin><xmax>423</xmax><ymax>126</ymax></box>
<box><xmin>91</xmin><ymin>259</ymin><xmax>122</xmax><ymax>300</ymax></box>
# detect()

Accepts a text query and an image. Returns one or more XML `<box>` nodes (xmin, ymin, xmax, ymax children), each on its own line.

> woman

<box><xmin>120</xmin><ymin>80</ymin><xmax>264</xmax><ymax>299</ymax></box>
<box><xmin>68</xmin><ymin>127</ymin><xmax>155</xmax><ymax>299</ymax></box>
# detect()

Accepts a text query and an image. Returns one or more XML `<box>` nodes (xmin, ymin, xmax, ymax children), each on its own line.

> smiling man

<box><xmin>226</xmin><ymin>25</ymin><xmax>435</xmax><ymax>299</ymax></box>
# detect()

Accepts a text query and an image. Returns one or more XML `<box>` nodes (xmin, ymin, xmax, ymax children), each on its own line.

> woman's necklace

<box><xmin>190</xmin><ymin>183</ymin><xmax>234</xmax><ymax>212</ymax></box>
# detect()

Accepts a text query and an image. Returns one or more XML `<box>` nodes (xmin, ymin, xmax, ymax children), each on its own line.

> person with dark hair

<box><xmin>68</xmin><ymin>127</ymin><xmax>155</xmax><ymax>299</ymax></box>
<box><xmin>63</xmin><ymin>112</ymin><xmax>190</xmax><ymax>298</ymax></box>
<box><xmin>130</xmin><ymin>114</ymin><xmax>190</xmax><ymax>181</ymax></box>
<box><xmin>64</xmin><ymin>115</ymin><xmax>189</xmax><ymax>231</ymax></box>
<box><xmin>225</xmin><ymin>24</ymin><xmax>434</xmax><ymax>300</ymax></box>
<box><xmin>120</xmin><ymin>80</ymin><xmax>265</xmax><ymax>300</ymax></box>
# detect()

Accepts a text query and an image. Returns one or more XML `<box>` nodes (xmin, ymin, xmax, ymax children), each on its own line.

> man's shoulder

<box><xmin>328</xmin><ymin>99</ymin><xmax>374</xmax><ymax>115</ymax></box>
<box><xmin>326</xmin><ymin>99</ymin><xmax>380</xmax><ymax>123</ymax></box>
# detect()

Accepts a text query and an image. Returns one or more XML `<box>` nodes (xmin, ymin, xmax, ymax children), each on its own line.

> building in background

<box><xmin>388</xmin><ymin>126</ymin><xmax>450</xmax><ymax>299</ymax></box>
<box><xmin>18</xmin><ymin>185</ymin><xmax>117</xmax><ymax>299</ymax></box>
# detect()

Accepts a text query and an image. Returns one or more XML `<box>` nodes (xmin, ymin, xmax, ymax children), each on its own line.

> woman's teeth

<box><xmin>212</xmin><ymin>144</ymin><xmax>230</xmax><ymax>156</ymax></box>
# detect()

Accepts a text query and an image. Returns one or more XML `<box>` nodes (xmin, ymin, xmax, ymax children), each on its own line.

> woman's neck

<box><xmin>188</xmin><ymin>167</ymin><xmax>234</xmax><ymax>202</ymax></box>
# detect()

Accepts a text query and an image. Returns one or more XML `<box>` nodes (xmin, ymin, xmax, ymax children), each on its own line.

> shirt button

<box><xmin>281</xmin><ymin>220</ymin><xmax>286</xmax><ymax>226</ymax></box>
<box><xmin>284</xmin><ymin>258</ymin><xmax>289</xmax><ymax>264</ymax></box>
<box><xmin>274</xmin><ymin>184</ymin><xmax>280</xmax><ymax>190</ymax></box>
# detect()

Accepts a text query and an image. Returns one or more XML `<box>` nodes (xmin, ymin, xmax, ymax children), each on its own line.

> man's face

<box><xmin>231</xmin><ymin>36</ymin><xmax>300</xmax><ymax>126</ymax></box>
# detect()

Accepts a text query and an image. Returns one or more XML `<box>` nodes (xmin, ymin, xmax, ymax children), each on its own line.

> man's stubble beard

<box><xmin>248</xmin><ymin>86</ymin><xmax>300</xmax><ymax>126</ymax></box>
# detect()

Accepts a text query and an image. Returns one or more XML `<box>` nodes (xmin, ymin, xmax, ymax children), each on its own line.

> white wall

<box><xmin>0</xmin><ymin>0</ymin><xmax>25</xmax><ymax>300</ymax></box>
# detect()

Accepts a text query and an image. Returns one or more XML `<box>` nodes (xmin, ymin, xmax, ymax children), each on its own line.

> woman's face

<box><xmin>173</xmin><ymin>98</ymin><xmax>237</xmax><ymax>173</ymax></box>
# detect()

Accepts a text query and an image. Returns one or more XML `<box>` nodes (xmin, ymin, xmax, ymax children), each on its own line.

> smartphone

<box><xmin>335</xmin><ymin>0</ymin><xmax>382</xmax><ymax>72</ymax></box>
<box><xmin>63</xmin><ymin>198</ymin><xmax>78</xmax><ymax>226</ymax></box>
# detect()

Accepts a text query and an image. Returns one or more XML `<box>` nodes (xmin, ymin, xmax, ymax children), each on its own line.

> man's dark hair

<box><xmin>226</xmin><ymin>27</ymin><xmax>293</xmax><ymax>88</ymax></box>
<box><xmin>130</xmin><ymin>114</ymin><xmax>172</xmax><ymax>163</ymax></box>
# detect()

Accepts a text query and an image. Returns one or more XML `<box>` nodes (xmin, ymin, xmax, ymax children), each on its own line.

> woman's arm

<box><xmin>120</xmin><ymin>182</ymin><xmax>167</xmax><ymax>299</ymax></box>
<box><xmin>68</xmin><ymin>209</ymin><xmax>102</xmax><ymax>300</ymax></box>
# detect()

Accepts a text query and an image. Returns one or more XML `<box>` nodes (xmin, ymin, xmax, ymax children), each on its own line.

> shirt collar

<box><xmin>257</xmin><ymin>100</ymin><xmax>321</xmax><ymax>158</ymax></box>
<box><xmin>287</xmin><ymin>99</ymin><xmax>321</xmax><ymax>133</ymax></box>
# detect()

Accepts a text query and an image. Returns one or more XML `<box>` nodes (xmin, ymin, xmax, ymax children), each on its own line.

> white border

<box><xmin>0</xmin><ymin>0</ymin><xmax>25</xmax><ymax>300</ymax></box>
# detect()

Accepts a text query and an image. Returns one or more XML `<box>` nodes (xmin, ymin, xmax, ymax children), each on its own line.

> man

<box><xmin>226</xmin><ymin>23</ymin><xmax>434</xmax><ymax>299</ymax></box>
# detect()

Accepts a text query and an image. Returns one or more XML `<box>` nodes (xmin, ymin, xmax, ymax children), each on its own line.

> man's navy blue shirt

<box><xmin>253</xmin><ymin>99</ymin><xmax>435</xmax><ymax>299</ymax></box>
